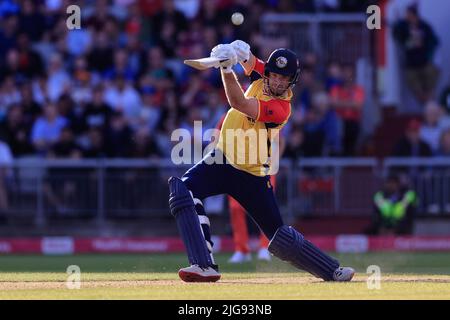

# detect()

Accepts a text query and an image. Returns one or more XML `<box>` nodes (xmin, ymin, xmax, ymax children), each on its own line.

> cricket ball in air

<box><xmin>231</xmin><ymin>12</ymin><xmax>244</xmax><ymax>25</ymax></box>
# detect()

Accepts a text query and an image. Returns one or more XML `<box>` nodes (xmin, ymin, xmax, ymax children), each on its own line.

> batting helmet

<box><xmin>264</xmin><ymin>48</ymin><xmax>301</xmax><ymax>90</ymax></box>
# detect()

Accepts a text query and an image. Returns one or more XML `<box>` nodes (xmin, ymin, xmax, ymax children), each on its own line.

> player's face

<box><xmin>267</xmin><ymin>72</ymin><xmax>291</xmax><ymax>96</ymax></box>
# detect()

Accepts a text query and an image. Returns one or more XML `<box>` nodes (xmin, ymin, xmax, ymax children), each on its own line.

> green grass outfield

<box><xmin>0</xmin><ymin>252</ymin><xmax>449</xmax><ymax>299</ymax></box>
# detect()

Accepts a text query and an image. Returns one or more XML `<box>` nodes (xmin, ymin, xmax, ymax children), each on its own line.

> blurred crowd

<box><xmin>0</xmin><ymin>0</ymin><xmax>448</xmax><ymax>165</ymax></box>
<box><xmin>390</xmin><ymin>5</ymin><xmax>450</xmax><ymax>159</ymax></box>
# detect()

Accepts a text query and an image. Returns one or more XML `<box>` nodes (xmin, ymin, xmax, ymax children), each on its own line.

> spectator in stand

<box><xmin>56</xmin><ymin>94</ymin><xmax>83</xmax><ymax>133</ymax></box>
<box><xmin>325</xmin><ymin>61</ymin><xmax>343</xmax><ymax>92</ymax></box>
<box><xmin>31</xmin><ymin>75</ymin><xmax>49</xmax><ymax>106</ymax></box>
<box><xmin>48</xmin><ymin>126</ymin><xmax>82</xmax><ymax>159</ymax></box>
<box><xmin>151</xmin><ymin>0</ymin><xmax>188</xmax><ymax>42</ymax></box>
<box><xmin>31</xmin><ymin>102</ymin><xmax>68</xmax><ymax>155</ymax></box>
<box><xmin>310</xmin><ymin>91</ymin><xmax>342</xmax><ymax>156</ymax></box>
<box><xmin>70</xmin><ymin>56</ymin><xmax>95</xmax><ymax>111</ymax></box>
<box><xmin>196</xmin><ymin>0</ymin><xmax>225</xmax><ymax>27</ymax></box>
<box><xmin>0</xmin><ymin>103</ymin><xmax>34</xmax><ymax>157</ymax></box>
<box><xmin>366</xmin><ymin>174</ymin><xmax>416</xmax><ymax>235</ymax></box>
<box><xmin>50</xmin><ymin>18</ymin><xmax>72</xmax><ymax>62</ymax></box>
<box><xmin>82</xmin><ymin>85</ymin><xmax>113</xmax><ymax>134</ymax></box>
<box><xmin>130</xmin><ymin>127</ymin><xmax>160</xmax><ymax>158</ymax></box>
<box><xmin>46</xmin><ymin>53</ymin><xmax>71</xmax><ymax>102</ymax></box>
<box><xmin>85</xmin><ymin>0</ymin><xmax>116</xmax><ymax>31</ymax></box>
<box><xmin>419</xmin><ymin>101</ymin><xmax>445</xmax><ymax>154</ymax></box>
<box><xmin>125</xmin><ymin>33</ymin><xmax>147</xmax><ymax>77</ymax></box>
<box><xmin>104</xmin><ymin>75</ymin><xmax>141</xmax><ymax>123</ymax></box>
<box><xmin>0</xmin><ymin>76</ymin><xmax>21</xmax><ymax>120</ymax></box>
<box><xmin>137</xmin><ymin>86</ymin><xmax>160</xmax><ymax>133</ymax></box>
<box><xmin>295</xmin><ymin>66</ymin><xmax>321</xmax><ymax>114</ymax></box>
<box><xmin>0</xmin><ymin>13</ymin><xmax>19</xmax><ymax>59</ymax></box>
<box><xmin>104</xmin><ymin>48</ymin><xmax>137</xmax><ymax>81</ymax></box>
<box><xmin>144</xmin><ymin>46</ymin><xmax>175</xmax><ymax>91</ymax></box>
<box><xmin>199</xmin><ymin>26</ymin><xmax>218</xmax><ymax>58</ymax></box>
<box><xmin>65</xmin><ymin>22</ymin><xmax>93</xmax><ymax>58</ymax></box>
<box><xmin>156</xmin><ymin>19</ymin><xmax>178</xmax><ymax>58</ymax></box>
<box><xmin>18</xmin><ymin>0</ymin><xmax>46</xmax><ymax>42</ymax></box>
<box><xmin>217</xmin><ymin>22</ymin><xmax>235</xmax><ymax>44</ymax></box>
<box><xmin>296</xmin><ymin>91</ymin><xmax>342</xmax><ymax>157</ymax></box>
<box><xmin>12</xmin><ymin>33</ymin><xmax>44</xmax><ymax>79</ymax></box>
<box><xmin>393</xmin><ymin>4</ymin><xmax>440</xmax><ymax>105</ymax></box>
<box><xmin>301</xmin><ymin>108</ymin><xmax>326</xmax><ymax>157</ymax></box>
<box><xmin>392</xmin><ymin>119</ymin><xmax>432</xmax><ymax>157</ymax></box>
<box><xmin>1</xmin><ymin>48</ymin><xmax>23</xmax><ymax>83</ymax></box>
<box><xmin>155</xmin><ymin>110</ymin><xmax>178</xmax><ymax>158</ymax></box>
<box><xmin>83</xmin><ymin>127</ymin><xmax>107</xmax><ymax>158</ymax></box>
<box><xmin>123</xmin><ymin>3</ymin><xmax>146</xmax><ymax>42</ymax></box>
<box><xmin>87</xmin><ymin>31</ymin><xmax>114</xmax><ymax>74</ymax></box>
<box><xmin>19</xmin><ymin>82</ymin><xmax>42</xmax><ymax>122</ymax></box>
<box><xmin>330</xmin><ymin>64</ymin><xmax>365</xmax><ymax>156</ymax></box>
<box><xmin>105</xmin><ymin>111</ymin><xmax>133</xmax><ymax>158</ymax></box>
<box><xmin>180</xmin><ymin>72</ymin><xmax>210</xmax><ymax>111</ymax></box>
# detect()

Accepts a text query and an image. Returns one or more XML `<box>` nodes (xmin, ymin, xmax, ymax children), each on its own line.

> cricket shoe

<box><xmin>333</xmin><ymin>267</ymin><xmax>355</xmax><ymax>282</ymax></box>
<box><xmin>257</xmin><ymin>248</ymin><xmax>272</xmax><ymax>261</ymax></box>
<box><xmin>178</xmin><ymin>264</ymin><xmax>221</xmax><ymax>282</ymax></box>
<box><xmin>228</xmin><ymin>251</ymin><xmax>252</xmax><ymax>263</ymax></box>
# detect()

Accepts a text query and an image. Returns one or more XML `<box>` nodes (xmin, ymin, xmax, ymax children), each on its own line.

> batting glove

<box><xmin>230</xmin><ymin>40</ymin><xmax>250</xmax><ymax>63</ymax></box>
<box><xmin>211</xmin><ymin>44</ymin><xmax>238</xmax><ymax>73</ymax></box>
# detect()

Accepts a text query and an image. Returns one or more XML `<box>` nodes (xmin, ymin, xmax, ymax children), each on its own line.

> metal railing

<box><xmin>3</xmin><ymin>158</ymin><xmax>190</xmax><ymax>226</ymax></box>
<box><xmin>294</xmin><ymin>158</ymin><xmax>379</xmax><ymax>219</ymax></box>
<box><xmin>2</xmin><ymin>157</ymin><xmax>449</xmax><ymax>226</ymax></box>
<box><xmin>383</xmin><ymin>158</ymin><xmax>450</xmax><ymax>215</ymax></box>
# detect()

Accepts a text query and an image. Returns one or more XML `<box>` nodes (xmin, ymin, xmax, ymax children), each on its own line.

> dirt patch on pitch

<box><xmin>1</xmin><ymin>275</ymin><xmax>449</xmax><ymax>290</ymax></box>
<box><xmin>221</xmin><ymin>275</ymin><xmax>450</xmax><ymax>285</ymax></box>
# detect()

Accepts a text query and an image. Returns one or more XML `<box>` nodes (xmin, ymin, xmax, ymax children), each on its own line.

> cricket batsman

<box><xmin>168</xmin><ymin>40</ymin><xmax>355</xmax><ymax>282</ymax></box>
<box><xmin>215</xmin><ymin>113</ymin><xmax>272</xmax><ymax>263</ymax></box>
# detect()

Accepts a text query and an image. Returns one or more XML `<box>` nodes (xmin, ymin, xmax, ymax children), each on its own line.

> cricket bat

<box><xmin>183</xmin><ymin>57</ymin><xmax>228</xmax><ymax>70</ymax></box>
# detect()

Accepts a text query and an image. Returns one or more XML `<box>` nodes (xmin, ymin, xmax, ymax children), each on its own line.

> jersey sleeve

<box><xmin>256</xmin><ymin>99</ymin><xmax>291</xmax><ymax>124</ymax></box>
<box><xmin>244</xmin><ymin>57</ymin><xmax>265</xmax><ymax>77</ymax></box>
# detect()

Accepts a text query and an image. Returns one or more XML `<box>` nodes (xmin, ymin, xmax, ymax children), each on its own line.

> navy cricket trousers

<box><xmin>181</xmin><ymin>149</ymin><xmax>284</xmax><ymax>240</ymax></box>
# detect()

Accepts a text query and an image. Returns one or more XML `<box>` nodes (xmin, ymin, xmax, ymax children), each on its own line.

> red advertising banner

<box><xmin>1</xmin><ymin>236</ymin><xmax>450</xmax><ymax>255</ymax></box>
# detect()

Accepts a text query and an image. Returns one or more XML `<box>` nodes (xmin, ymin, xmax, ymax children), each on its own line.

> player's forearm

<box><xmin>240</xmin><ymin>53</ymin><xmax>256</xmax><ymax>75</ymax></box>
<box><xmin>221</xmin><ymin>70</ymin><xmax>246</xmax><ymax>110</ymax></box>
<box><xmin>221</xmin><ymin>70</ymin><xmax>258</xmax><ymax>119</ymax></box>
